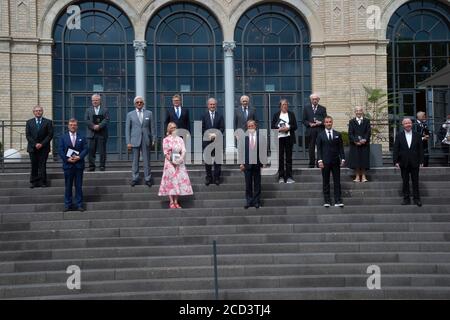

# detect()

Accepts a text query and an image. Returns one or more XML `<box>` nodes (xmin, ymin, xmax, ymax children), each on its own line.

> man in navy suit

<box><xmin>201</xmin><ymin>97</ymin><xmax>225</xmax><ymax>186</ymax></box>
<box><xmin>58</xmin><ymin>118</ymin><xmax>88</xmax><ymax>212</ymax></box>
<box><xmin>164</xmin><ymin>94</ymin><xmax>191</xmax><ymax>133</ymax></box>
<box><xmin>25</xmin><ymin>105</ymin><xmax>53</xmax><ymax>188</ymax></box>
<box><xmin>303</xmin><ymin>93</ymin><xmax>327</xmax><ymax>168</ymax></box>
<box><xmin>316</xmin><ymin>116</ymin><xmax>346</xmax><ymax>207</ymax></box>
<box><xmin>393</xmin><ymin>118</ymin><xmax>424</xmax><ymax>206</ymax></box>
<box><xmin>239</xmin><ymin>120</ymin><xmax>267</xmax><ymax>209</ymax></box>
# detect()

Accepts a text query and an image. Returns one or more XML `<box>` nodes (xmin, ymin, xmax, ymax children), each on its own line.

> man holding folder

<box><xmin>59</xmin><ymin>118</ymin><xmax>88</xmax><ymax>212</ymax></box>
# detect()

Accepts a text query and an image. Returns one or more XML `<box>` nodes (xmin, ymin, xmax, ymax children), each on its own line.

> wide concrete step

<box><xmin>1</xmin><ymin>262</ymin><xmax>449</xmax><ymax>286</ymax></box>
<box><xmin>2</xmin><ymin>242</ymin><xmax>450</xmax><ymax>262</ymax></box>
<box><xmin>1</xmin><ymin>232</ymin><xmax>450</xmax><ymax>252</ymax></box>
<box><xmin>2</xmin><ymin>205</ymin><xmax>450</xmax><ymax>224</ymax></box>
<box><xmin>2</xmin><ymin>274</ymin><xmax>450</xmax><ymax>299</ymax></box>
<box><xmin>2</xmin><ymin>212</ymin><xmax>450</xmax><ymax>233</ymax></box>
<box><xmin>15</xmin><ymin>286</ymin><xmax>450</xmax><ymax>300</ymax></box>
<box><xmin>1</xmin><ymin>221</ymin><xmax>450</xmax><ymax>241</ymax></box>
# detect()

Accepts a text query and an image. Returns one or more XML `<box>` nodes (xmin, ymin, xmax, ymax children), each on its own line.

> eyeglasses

<box><xmin>135</xmin><ymin>101</ymin><xmax>144</xmax><ymax>105</ymax></box>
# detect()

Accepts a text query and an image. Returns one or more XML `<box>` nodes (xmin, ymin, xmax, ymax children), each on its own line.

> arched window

<box><xmin>52</xmin><ymin>1</ymin><xmax>135</xmax><ymax>156</ymax></box>
<box><xmin>146</xmin><ymin>3</ymin><xmax>223</xmax><ymax>138</ymax></box>
<box><xmin>234</xmin><ymin>3</ymin><xmax>310</xmax><ymax>156</ymax></box>
<box><xmin>387</xmin><ymin>0</ymin><xmax>450</xmax><ymax>118</ymax></box>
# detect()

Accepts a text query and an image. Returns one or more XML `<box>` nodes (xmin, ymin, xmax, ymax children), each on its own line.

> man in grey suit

<box><xmin>234</xmin><ymin>95</ymin><xmax>257</xmax><ymax>131</ymax></box>
<box><xmin>125</xmin><ymin>96</ymin><xmax>155</xmax><ymax>187</ymax></box>
<box><xmin>85</xmin><ymin>94</ymin><xmax>109</xmax><ymax>171</ymax></box>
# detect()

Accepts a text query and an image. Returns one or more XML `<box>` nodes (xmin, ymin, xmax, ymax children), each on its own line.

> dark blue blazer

<box><xmin>164</xmin><ymin>106</ymin><xmax>191</xmax><ymax>133</ymax></box>
<box><xmin>241</xmin><ymin>131</ymin><xmax>267</xmax><ymax>168</ymax></box>
<box><xmin>201</xmin><ymin>110</ymin><xmax>225</xmax><ymax>148</ymax></box>
<box><xmin>58</xmin><ymin>132</ymin><xmax>88</xmax><ymax>170</ymax></box>
<box><xmin>316</xmin><ymin>130</ymin><xmax>345</xmax><ymax>165</ymax></box>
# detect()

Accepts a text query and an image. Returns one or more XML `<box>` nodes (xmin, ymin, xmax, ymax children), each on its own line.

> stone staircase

<box><xmin>0</xmin><ymin>166</ymin><xmax>450</xmax><ymax>299</ymax></box>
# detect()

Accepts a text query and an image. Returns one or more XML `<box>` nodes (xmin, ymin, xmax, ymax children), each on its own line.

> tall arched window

<box><xmin>234</xmin><ymin>3</ymin><xmax>311</xmax><ymax>156</ymax></box>
<box><xmin>387</xmin><ymin>0</ymin><xmax>450</xmax><ymax>120</ymax></box>
<box><xmin>146</xmin><ymin>3</ymin><xmax>223</xmax><ymax>139</ymax></box>
<box><xmin>52</xmin><ymin>1</ymin><xmax>135</xmax><ymax>156</ymax></box>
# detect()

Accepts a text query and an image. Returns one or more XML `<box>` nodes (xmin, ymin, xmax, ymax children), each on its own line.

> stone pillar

<box><xmin>223</xmin><ymin>41</ymin><xmax>236</xmax><ymax>158</ymax></box>
<box><xmin>133</xmin><ymin>40</ymin><xmax>146</xmax><ymax>102</ymax></box>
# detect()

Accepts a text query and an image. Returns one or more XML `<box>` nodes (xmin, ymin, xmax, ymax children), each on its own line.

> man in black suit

<box><xmin>85</xmin><ymin>94</ymin><xmax>109</xmax><ymax>171</ymax></box>
<box><xmin>25</xmin><ymin>105</ymin><xmax>54</xmax><ymax>188</ymax></box>
<box><xmin>303</xmin><ymin>93</ymin><xmax>327</xmax><ymax>168</ymax></box>
<box><xmin>239</xmin><ymin>120</ymin><xmax>267</xmax><ymax>209</ymax></box>
<box><xmin>234</xmin><ymin>95</ymin><xmax>257</xmax><ymax>131</ymax></box>
<box><xmin>164</xmin><ymin>94</ymin><xmax>191</xmax><ymax>134</ymax></box>
<box><xmin>316</xmin><ymin>116</ymin><xmax>346</xmax><ymax>207</ymax></box>
<box><xmin>202</xmin><ymin>97</ymin><xmax>225</xmax><ymax>186</ymax></box>
<box><xmin>393</xmin><ymin>118</ymin><xmax>424</xmax><ymax>207</ymax></box>
<box><xmin>412</xmin><ymin>111</ymin><xmax>430</xmax><ymax>167</ymax></box>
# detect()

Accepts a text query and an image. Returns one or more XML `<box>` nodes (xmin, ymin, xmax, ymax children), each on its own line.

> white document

<box><xmin>66</xmin><ymin>148</ymin><xmax>80</xmax><ymax>158</ymax></box>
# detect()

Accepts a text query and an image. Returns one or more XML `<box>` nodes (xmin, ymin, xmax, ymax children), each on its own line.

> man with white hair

<box><xmin>234</xmin><ymin>95</ymin><xmax>257</xmax><ymax>131</ymax></box>
<box><xmin>412</xmin><ymin>111</ymin><xmax>430</xmax><ymax>167</ymax></box>
<box><xmin>303</xmin><ymin>93</ymin><xmax>327</xmax><ymax>168</ymax></box>
<box><xmin>125</xmin><ymin>96</ymin><xmax>155</xmax><ymax>187</ymax></box>
<box><xmin>85</xmin><ymin>94</ymin><xmax>109</xmax><ymax>171</ymax></box>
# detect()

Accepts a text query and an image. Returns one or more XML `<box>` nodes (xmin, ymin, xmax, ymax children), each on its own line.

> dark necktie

<box><xmin>244</xmin><ymin>108</ymin><xmax>248</xmax><ymax>120</ymax></box>
<box><xmin>36</xmin><ymin>118</ymin><xmax>41</xmax><ymax>130</ymax></box>
<box><xmin>328</xmin><ymin>131</ymin><xmax>332</xmax><ymax>141</ymax></box>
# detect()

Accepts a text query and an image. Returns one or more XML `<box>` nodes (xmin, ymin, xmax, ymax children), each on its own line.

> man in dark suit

<box><xmin>164</xmin><ymin>94</ymin><xmax>190</xmax><ymax>133</ymax></box>
<box><xmin>303</xmin><ymin>93</ymin><xmax>327</xmax><ymax>168</ymax></box>
<box><xmin>316</xmin><ymin>116</ymin><xmax>346</xmax><ymax>207</ymax></box>
<box><xmin>393</xmin><ymin>118</ymin><xmax>424</xmax><ymax>207</ymax></box>
<box><xmin>25</xmin><ymin>105</ymin><xmax>54</xmax><ymax>188</ymax></box>
<box><xmin>412</xmin><ymin>111</ymin><xmax>430</xmax><ymax>167</ymax></box>
<box><xmin>239</xmin><ymin>120</ymin><xmax>267</xmax><ymax>209</ymax></box>
<box><xmin>201</xmin><ymin>97</ymin><xmax>225</xmax><ymax>186</ymax></box>
<box><xmin>234</xmin><ymin>95</ymin><xmax>257</xmax><ymax>131</ymax></box>
<box><xmin>85</xmin><ymin>94</ymin><xmax>109</xmax><ymax>171</ymax></box>
<box><xmin>58</xmin><ymin>118</ymin><xmax>88</xmax><ymax>212</ymax></box>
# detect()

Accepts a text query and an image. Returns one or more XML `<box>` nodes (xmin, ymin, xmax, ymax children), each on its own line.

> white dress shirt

<box><xmin>405</xmin><ymin>130</ymin><xmax>412</xmax><ymax>148</ymax></box>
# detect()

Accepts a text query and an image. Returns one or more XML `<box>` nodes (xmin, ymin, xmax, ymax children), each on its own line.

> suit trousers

<box><xmin>278</xmin><ymin>136</ymin><xmax>293</xmax><ymax>180</ymax></box>
<box><xmin>308</xmin><ymin>127</ymin><xmax>321</xmax><ymax>165</ymax></box>
<box><xmin>29</xmin><ymin>149</ymin><xmax>49</xmax><ymax>185</ymax></box>
<box><xmin>322</xmin><ymin>163</ymin><xmax>342</xmax><ymax>203</ymax></box>
<box><xmin>244</xmin><ymin>165</ymin><xmax>261</xmax><ymax>206</ymax></box>
<box><xmin>400</xmin><ymin>165</ymin><xmax>420</xmax><ymax>200</ymax></box>
<box><xmin>205</xmin><ymin>148</ymin><xmax>221</xmax><ymax>179</ymax></box>
<box><xmin>131</xmin><ymin>144</ymin><xmax>152</xmax><ymax>182</ymax></box>
<box><xmin>88</xmin><ymin>134</ymin><xmax>107</xmax><ymax>168</ymax></box>
<box><xmin>64</xmin><ymin>167</ymin><xmax>84</xmax><ymax>208</ymax></box>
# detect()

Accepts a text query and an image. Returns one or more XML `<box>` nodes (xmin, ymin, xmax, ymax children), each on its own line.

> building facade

<box><xmin>0</xmin><ymin>0</ymin><xmax>449</xmax><ymax>158</ymax></box>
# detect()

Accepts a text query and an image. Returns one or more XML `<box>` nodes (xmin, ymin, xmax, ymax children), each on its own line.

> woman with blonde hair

<box><xmin>158</xmin><ymin>122</ymin><xmax>193</xmax><ymax>208</ymax></box>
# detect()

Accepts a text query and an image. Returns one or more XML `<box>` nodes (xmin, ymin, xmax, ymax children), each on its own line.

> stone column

<box><xmin>133</xmin><ymin>40</ymin><xmax>147</xmax><ymax>102</ymax></box>
<box><xmin>223</xmin><ymin>41</ymin><xmax>236</xmax><ymax>158</ymax></box>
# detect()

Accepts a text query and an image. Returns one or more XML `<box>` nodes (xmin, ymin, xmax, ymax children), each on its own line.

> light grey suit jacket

<box><xmin>125</xmin><ymin>109</ymin><xmax>155</xmax><ymax>147</ymax></box>
<box><xmin>85</xmin><ymin>105</ymin><xmax>110</xmax><ymax>138</ymax></box>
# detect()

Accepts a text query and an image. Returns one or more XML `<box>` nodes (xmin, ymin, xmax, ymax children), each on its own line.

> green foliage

<box><xmin>340</xmin><ymin>131</ymin><xmax>350</xmax><ymax>147</ymax></box>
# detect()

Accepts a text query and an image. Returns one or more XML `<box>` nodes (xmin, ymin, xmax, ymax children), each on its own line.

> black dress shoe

<box><xmin>414</xmin><ymin>200</ymin><xmax>422</xmax><ymax>207</ymax></box>
<box><xmin>401</xmin><ymin>198</ymin><xmax>411</xmax><ymax>205</ymax></box>
<box><xmin>145</xmin><ymin>181</ymin><xmax>153</xmax><ymax>187</ymax></box>
<box><xmin>254</xmin><ymin>203</ymin><xmax>260</xmax><ymax>209</ymax></box>
<box><xmin>63</xmin><ymin>207</ymin><xmax>71</xmax><ymax>212</ymax></box>
<box><xmin>214</xmin><ymin>179</ymin><xmax>220</xmax><ymax>186</ymax></box>
<box><xmin>77</xmin><ymin>207</ymin><xmax>85</xmax><ymax>212</ymax></box>
<box><xmin>41</xmin><ymin>183</ymin><xmax>48</xmax><ymax>188</ymax></box>
<box><xmin>88</xmin><ymin>168</ymin><xmax>95</xmax><ymax>172</ymax></box>
<box><xmin>131</xmin><ymin>181</ymin><xmax>137</xmax><ymax>187</ymax></box>
<box><xmin>99</xmin><ymin>167</ymin><xmax>105</xmax><ymax>171</ymax></box>
<box><xmin>205</xmin><ymin>177</ymin><xmax>212</xmax><ymax>186</ymax></box>
<box><xmin>30</xmin><ymin>183</ymin><xmax>36</xmax><ymax>189</ymax></box>
<box><xmin>244</xmin><ymin>204</ymin><xmax>250</xmax><ymax>209</ymax></box>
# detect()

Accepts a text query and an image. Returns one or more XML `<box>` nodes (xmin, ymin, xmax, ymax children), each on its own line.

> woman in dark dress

<box><xmin>348</xmin><ymin>106</ymin><xmax>371</xmax><ymax>182</ymax></box>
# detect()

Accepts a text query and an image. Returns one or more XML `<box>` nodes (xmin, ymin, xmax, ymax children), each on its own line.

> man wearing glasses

<box><xmin>125</xmin><ymin>96</ymin><xmax>155</xmax><ymax>187</ymax></box>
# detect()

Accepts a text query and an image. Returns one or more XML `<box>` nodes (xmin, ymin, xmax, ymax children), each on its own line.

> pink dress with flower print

<box><xmin>158</xmin><ymin>135</ymin><xmax>193</xmax><ymax>196</ymax></box>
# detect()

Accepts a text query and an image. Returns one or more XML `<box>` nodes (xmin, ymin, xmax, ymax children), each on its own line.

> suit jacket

<box><xmin>201</xmin><ymin>110</ymin><xmax>225</xmax><ymax>148</ymax></box>
<box><xmin>302</xmin><ymin>104</ymin><xmax>327</xmax><ymax>134</ymax></box>
<box><xmin>316</xmin><ymin>129</ymin><xmax>345</xmax><ymax>165</ymax></box>
<box><xmin>125</xmin><ymin>109</ymin><xmax>155</xmax><ymax>148</ymax></box>
<box><xmin>393</xmin><ymin>130</ymin><xmax>424</xmax><ymax>168</ymax></box>
<box><xmin>271</xmin><ymin>110</ymin><xmax>298</xmax><ymax>144</ymax></box>
<box><xmin>234</xmin><ymin>106</ymin><xmax>257</xmax><ymax>131</ymax></box>
<box><xmin>412</xmin><ymin>120</ymin><xmax>430</xmax><ymax>138</ymax></box>
<box><xmin>85</xmin><ymin>105</ymin><xmax>110</xmax><ymax>138</ymax></box>
<box><xmin>241</xmin><ymin>131</ymin><xmax>267</xmax><ymax>168</ymax></box>
<box><xmin>58</xmin><ymin>132</ymin><xmax>88</xmax><ymax>170</ymax></box>
<box><xmin>164</xmin><ymin>106</ymin><xmax>190</xmax><ymax>133</ymax></box>
<box><xmin>26</xmin><ymin>117</ymin><xmax>54</xmax><ymax>153</ymax></box>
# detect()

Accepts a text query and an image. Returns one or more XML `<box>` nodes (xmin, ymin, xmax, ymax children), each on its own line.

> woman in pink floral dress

<box><xmin>158</xmin><ymin>122</ymin><xmax>193</xmax><ymax>208</ymax></box>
